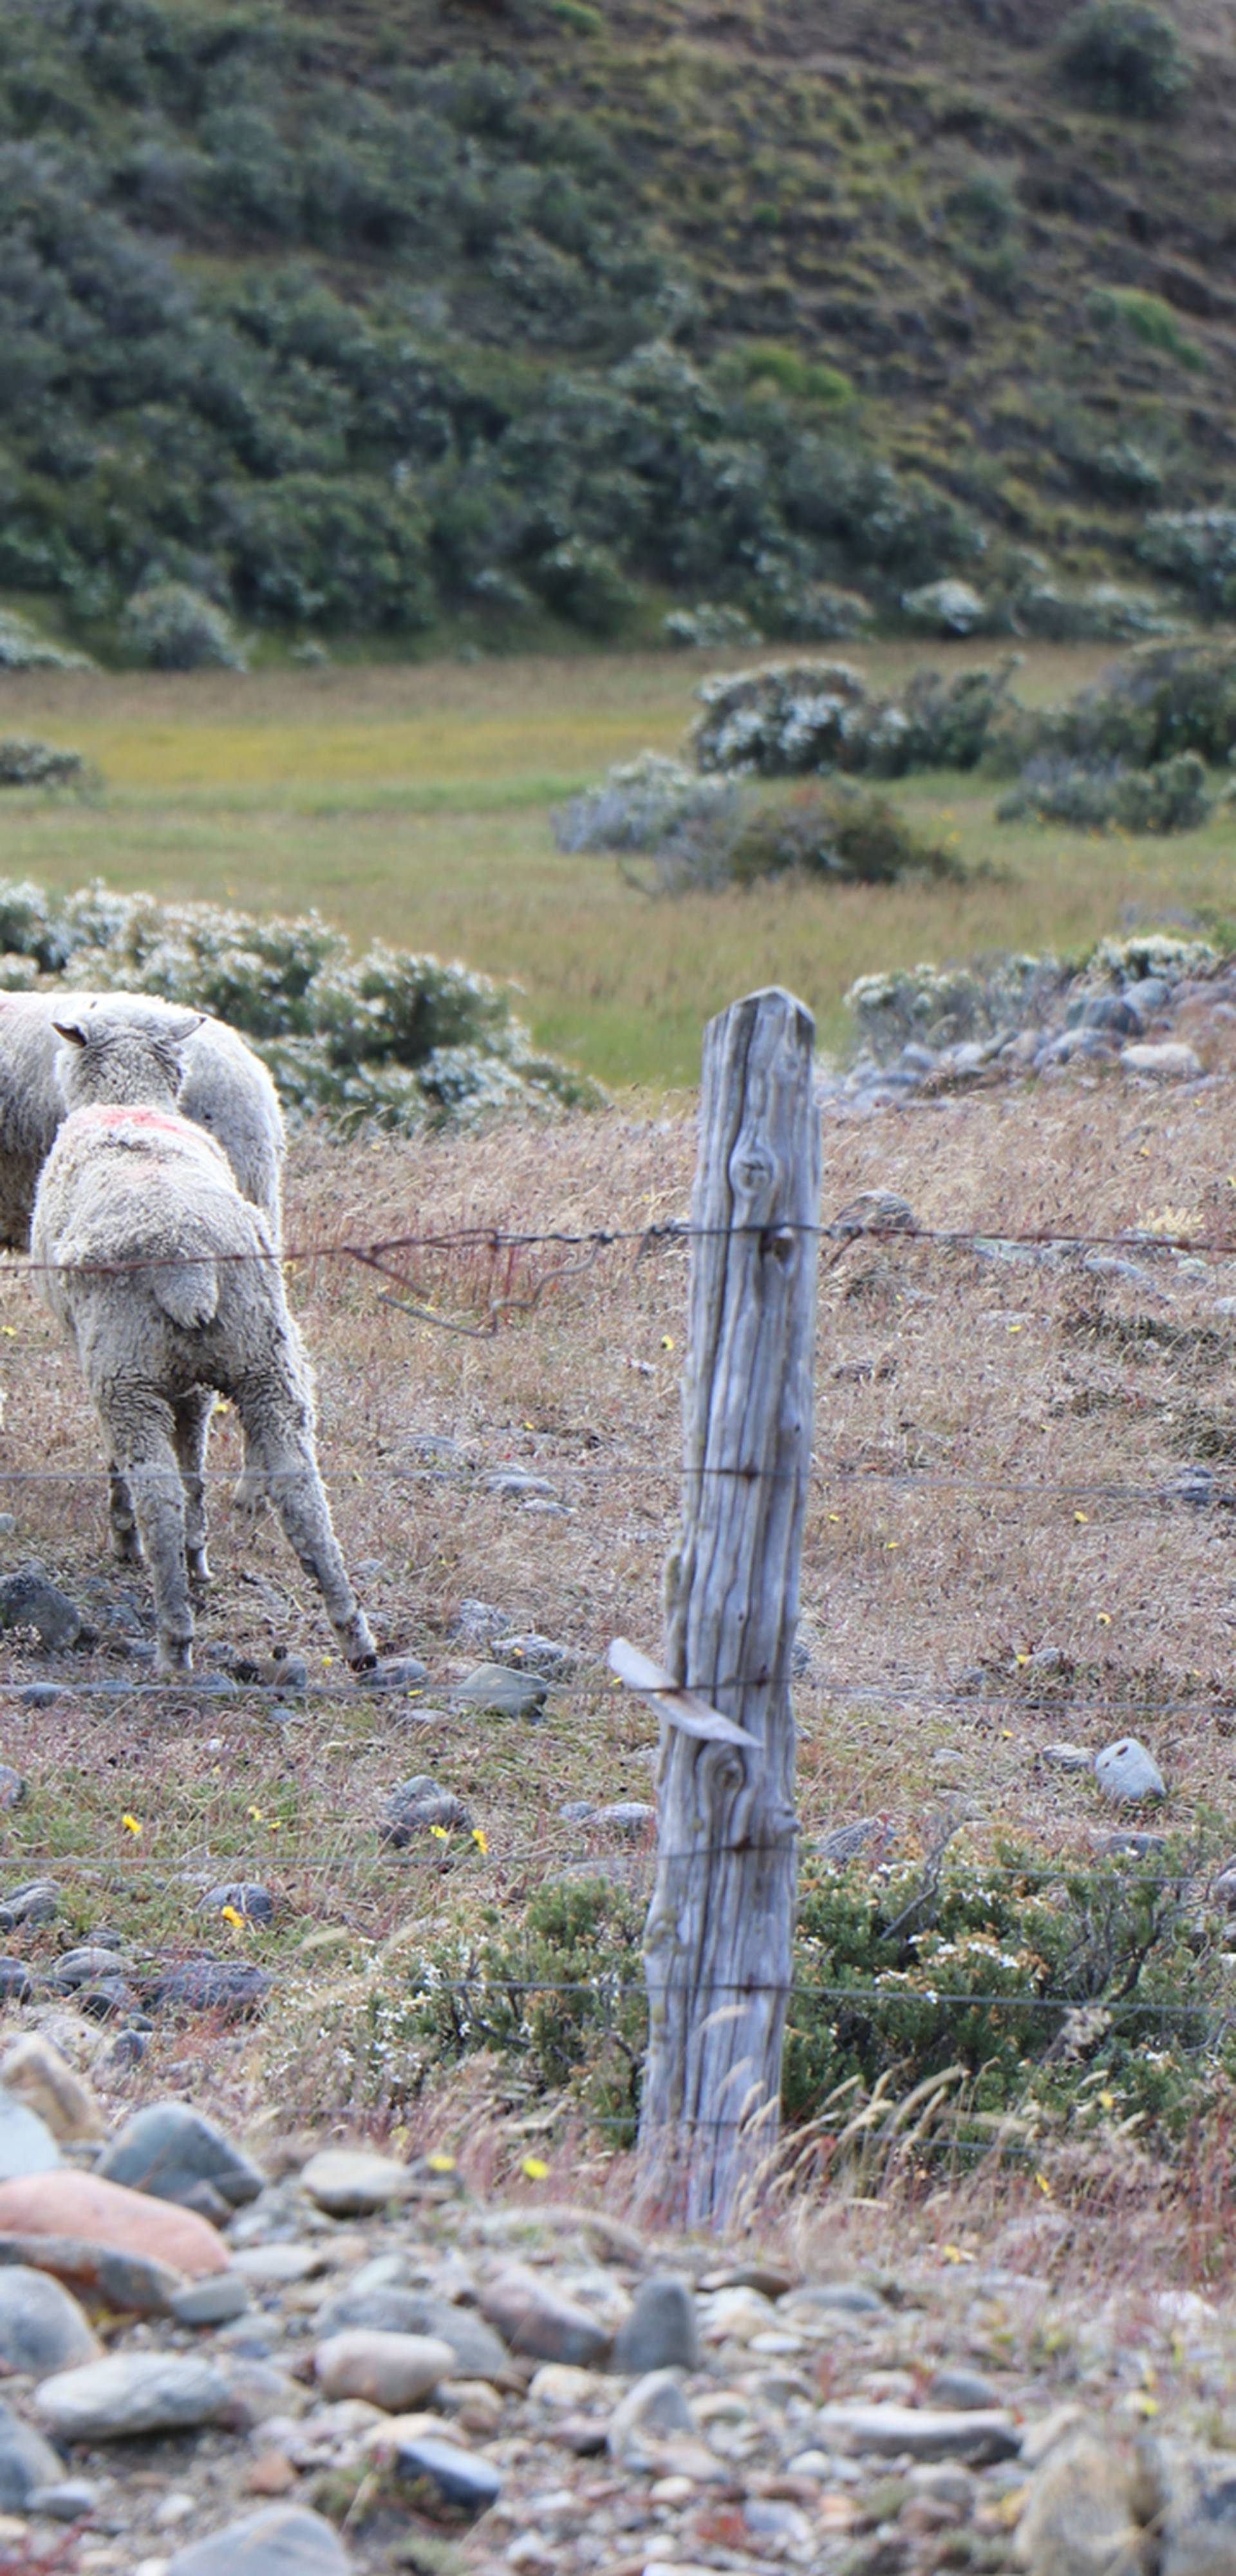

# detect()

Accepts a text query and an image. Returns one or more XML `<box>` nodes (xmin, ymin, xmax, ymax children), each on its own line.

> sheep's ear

<box><xmin>53</xmin><ymin>1023</ymin><xmax>88</xmax><ymax>1047</ymax></box>
<box><xmin>168</xmin><ymin>1011</ymin><xmax>206</xmax><ymax>1044</ymax></box>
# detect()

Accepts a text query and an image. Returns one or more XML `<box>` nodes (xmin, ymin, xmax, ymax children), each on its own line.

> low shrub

<box><xmin>693</xmin><ymin>658</ymin><xmax>1018</xmax><ymax>779</ymax></box>
<box><xmin>120</xmin><ymin>582</ymin><xmax>247</xmax><ymax>672</ymax></box>
<box><xmin>1013</xmin><ymin>580</ymin><xmax>1177</xmax><ymax>643</ymax></box>
<box><xmin>0</xmin><ymin>874</ymin><xmax>601</xmax><ymax>1130</ymax></box>
<box><xmin>0</xmin><ymin>613</ymin><xmax>93</xmax><ymax>673</ymax></box>
<box><xmin>1058</xmin><ymin>0</ymin><xmax>1192</xmax><ymax>117</ymax></box>
<box><xmin>719</xmin><ymin>784</ymin><xmax>964</xmax><ymax>889</ymax></box>
<box><xmin>662</xmin><ymin>603</ymin><xmax>762</xmax><ymax>650</ymax></box>
<box><xmin>998</xmin><ymin>750</ymin><xmax>1212</xmax><ymax>832</ymax></box>
<box><xmin>552</xmin><ymin>752</ymin><xmax>735</xmax><ymax>855</ymax></box>
<box><xmin>1090</xmin><ymin>287</ymin><xmax>1205</xmax><ymax>372</ymax></box>
<box><xmin>847</xmin><ymin>955</ymin><xmax>1066</xmax><ymax>1058</ymax></box>
<box><xmin>901</xmin><ymin>578</ymin><xmax>990</xmax><ymax>636</ymax></box>
<box><xmin>1139</xmin><ymin>511</ymin><xmax>1236</xmax><ymax>614</ymax></box>
<box><xmin>0</xmin><ymin>739</ymin><xmax>90</xmax><ymax>791</ymax></box>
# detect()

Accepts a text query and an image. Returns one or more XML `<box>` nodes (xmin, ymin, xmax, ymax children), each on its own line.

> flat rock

<box><xmin>1121</xmin><ymin>1041</ymin><xmax>1203</xmax><ymax>1079</ymax></box>
<box><xmin>148</xmin><ymin>1959</ymin><xmax>273</xmax><ymax>2014</ymax></box>
<box><xmin>0</xmin><ymin>1567</ymin><xmax>81</xmax><ymax>1650</ymax></box>
<box><xmin>0</xmin><ymin>2034</ymin><xmax>105</xmax><ymax>2143</ymax></box>
<box><xmin>165</xmin><ymin>2505</ymin><xmax>351</xmax><ymax>2575</ymax></box>
<box><xmin>315</xmin><ymin>2287</ymin><xmax>508</xmax><ymax>2380</ymax></box>
<box><xmin>314</xmin><ymin>2331</ymin><xmax>456</xmax><ymax>2410</ymax></box>
<box><xmin>480</xmin><ymin>2266</ymin><xmax>611</xmax><ymax>2367</ymax></box>
<box><xmin>0</xmin><ymin>2266</ymin><xmax>100</xmax><ymax>2376</ymax></box>
<box><xmin>170</xmin><ymin>2273</ymin><xmax>253</xmax><ymax>2327</ymax></box>
<box><xmin>816</xmin><ymin>2401</ymin><xmax>1021</xmax><ymax>2463</ymax></box>
<box><xmin>98</xmin><ymin>2101</ymin><xmax>265</xmax><ymax>2210</ymax></box>
<box><xmin>46</xmin><ymin>1946</ymin><xmax>127</xmax><ymax>1992</ymax></box>
<box><xmin>300</xmin><ymin>2150</ymin><xmax>416</xmax><ymax>2217</ymax></box>
<box><xmin>35</xmin><ymin>2350</ymin><xmax>232</xmax><ymax>2440</ymax></box>
<box><xmin>0</xmin><ymin>2085</ymin><xmax>60</xmax><ymax>2181</ymax></box>
<box><xmin>451</xmin><ymin>1663</ymin><xmax>547</xmax><ymax>1719</ymax></box>
<box><xmin>1014</xmin><ymin>2430</ymin><xmax>1145</xmax><ymax>2574</ymax></box>
<box><xmin>0</xmin><ymin>2170</ymin><xmax>230</xmax><ymax>2284</ymax></box>
<box><xmin>1094</xmin><ymin>1737</ymin><xmax>1166</xmax><ymax>1802</ymax></box>
<box><xmin>611</xmin><ymin>2275</ymin><xmax>700</xmax><ymax>2375</ymax></box>
<box><xmin>928</xmin><ymin>2367</ymin><xmax>1002</xmax><ymax>2411</ymax></box>
<box><xmin>781</xmin><ymin>2283</ymin><xmax>883</xmax><ymax>2318</ymax></box>
<box><xmin>233</xmin><ymin>2243</ymin><xmax>326</xmax><ymax>2287</ymax></box>
<box><xmin>386</xmin><ymin>2426</ymin><xmax>503</xmax><ymax>2512</ymax></box>
<box><xmin>0</xmin><ymin>2395</ymin><xmax>64</xmax><ymax>2508</ymax></box>
<box><xmin>0</xmin><ymin>1880</ymin><xmax>59</xmax><ymax>1930</ymax></box>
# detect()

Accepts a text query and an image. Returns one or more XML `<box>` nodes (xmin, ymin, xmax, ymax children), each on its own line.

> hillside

<box><xmin>5</xmin><ymin>0</ymin><xmax>1236</xmax><ymax>651</ymax></box>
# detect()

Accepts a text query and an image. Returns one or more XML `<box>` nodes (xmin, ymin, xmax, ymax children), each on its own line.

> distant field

<box><xmin>1</xmin><ymin>641</ymin><xmax>1235</xmax><ymax>1088</ymax></box>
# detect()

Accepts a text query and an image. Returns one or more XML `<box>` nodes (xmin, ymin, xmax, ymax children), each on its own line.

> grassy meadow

<box><xmin>3</xmin><ymin>637</ymin><xmax>1236</xmax><ymax>1088</ymax></box>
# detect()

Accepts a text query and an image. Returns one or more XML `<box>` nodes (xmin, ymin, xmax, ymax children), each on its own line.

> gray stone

<box><xmin>1014</xmin><ymin>2431</ymin><xmax>1145</xmax><ymax>2575</ymax></box>
<box><xmin>781</xmin><ymin>2282</ymin><xmax>884</xmax><ymax>2317</ymax></box>
<box><xmin>1041</xmin><ymin>1744</ymin><xmax>1094</xmax><ymax>1772</ymax></box>
<box><xmin>610</xmin><ymin>2275</ymin><xmax>700</xmax><ymax>2375</ymax></box>
<box><xmin>149</xmin><ymin>1960</ymin><xmax>273</xmax><ymax>2013</ymax></box>
<box><xmin>928</xmin><ymin>2367</ymin><xmax>1001</xmax><ymax>2411</ymax></box>
<box><xmin>166</xmin><ymin>2506</ymin><xmax>351</xmax><ymax>2575</ymax></box>
<box><xmin>490</xmin><ymin>1634</ymin><xmax>574</xmax><ymax>1678</ymax></box>
<box><xmin>201</xmin><ymin>1883</ymin><xmax>276</xmax><ymax>1924</ymax></box>
<box><xmin>390</xmin><ymin>2430</ymin><xmax>503</xmax><ymax>2512</ymax></box>
<box><xmin>451</xmin><ymin>1663</ymin><xmax>547</xmax><ymax>1719</ymax></box>
<box><xmin>365</xmin><ymin>1657</ymin><xmax>431</xmax><ymax>1691</ymax></box>
<box><xmin>1151</xmin><ymin>2444</ymin><xmax>1236</xmax><ymax>2576</ymax></box>
<box><xmin>0</xmin><ymin>1566</ymin><xmax>82</xmax><ymax>1650</ymax></box>
<box><xmin>21</xmin><ymin>1682</ymin><xmax>69</xmax><ymax>1709</ymax></box>
<box><xmin>0</xmin><ymin>2396</ymin><xmax>65</xmax><ymax>2508</ymax></box>
<box><xmin>35</xmin><ymin>2352</ymin><xmax>232</xmax><ymax>2440</ymax></box>
<box><xmin>1121</xmin><ymin>1041</ymin><xmax>1203</xmax><ymax>1079</ymax></box>
<box><xmin>0</xmin><ymin>2266</ymin><xmax>99</xmax><ymax>2376</ymax></box>
<box><xmin>314</xmin><ymin>2329</ymin><xmax>455</xmax><ymax>2409</ymax></box>
<box><xmin>816</xmin><ymin>2402</ymin><xmax>1020</xmax><ymax>2463</ymax></box>
<box><xmin>27</xmin><ymin>2477</ymin><xmax>101</xmax><ymax>2521</ymax></box>
<box><xmin>608</xmin><ymin>2369</ymin><xmax>697</xmax><ymax>2465</ymax></box>
<box><xmin>169</xmin><ymin>2273</ymin><xmax>253</xmax><ymax>2326</ymax></box>
<box><xmin>47</xmin><ymin>1946</ymin><xmax>128</xmax><ymax>1991</ymax></box>
<box><xmin>1094</xmin><ymin>1738</ymin><xmax>1165</xmax><ymax>1802</ymax></box>
<box><xmin>480</xmin><ymin>2266</ymin><xmax>611</xmax><ymax>2367</ymax></box>
<box><xmin>98</xmin><ymin>2102</ymin><xmax>265</xmax><ymax>2210</ymax></box>
<box><xmin>315</xmin><ymin>2287</ymin><xmax>508</xmax><ymax>2381</ymax></box>
<box><xmin>301</xmin><ymin>2148</ymin><xmax>415</xmax><ymax>2216</ymax></box>
<box><xmin>0</xmin><ymin>1962</ymin><xmax>30</xmax><ymax>2002</ymax></box>
<box><xmin>381</xmin><ymin>1776</ymin><xmax>471</xmax><ymax>1845</ymax></box>
<box><xmin>0</xmin><ymin>2086</ymin><xmax>60</xmax><ymax>2181</ymax></box>
<box><xmin>594</xmin><ymin>1802</ymin><xmax>655</xmax><ymax>1837</ymax></box>
<box><xmin>0</xmin><ymin>1880</ymin><xmax>59</xmax><ymax>1929</ymax></box>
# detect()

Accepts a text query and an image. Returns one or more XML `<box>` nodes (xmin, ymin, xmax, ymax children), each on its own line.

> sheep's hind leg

<box><xmin>104</xmin><ymin>1391</ymin><xmax>194</xmax><ymax>1674</ymax></box>
<box><xmin>173</xmin><ymin>1389</ymin><xmax>215</xmax><ymax>1591</ymax></box>
<box><xmin>108</xmin><ymin>1464</ymin><xmax>141</xmax><ymax>1565</ymax></box>
<box><xmin>232</xmin><ymin>1390</ymin><xmax>375</xmax><ymax>1670</ymax></box>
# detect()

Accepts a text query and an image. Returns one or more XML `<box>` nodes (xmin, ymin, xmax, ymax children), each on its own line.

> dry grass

<box><xmin>2</xmin><ymin>640</ymin><xmax>1235</xmax><ymax>1084</ymax></box>
<box><xmin>3</xmin><ymin>1072</ymin><xmax>1236</xmax><ymax>2171</ymax></box>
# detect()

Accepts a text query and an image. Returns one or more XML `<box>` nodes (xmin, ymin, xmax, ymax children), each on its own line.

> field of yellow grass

<box><xmin>1</xmin><ymin>641</ymin><xmax>1235</xmax><ymax>1087</ymax></box>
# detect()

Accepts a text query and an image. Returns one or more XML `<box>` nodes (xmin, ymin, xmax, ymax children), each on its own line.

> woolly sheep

<box><xmin>32</xmin><ymin>1010</ymin><xmax>375</xmax><ymax>1678</ymax></box>
<box><xmin>0</xmin><ymin>990</ymin><xmax>284</xmax><ymax>1251</ymax></box>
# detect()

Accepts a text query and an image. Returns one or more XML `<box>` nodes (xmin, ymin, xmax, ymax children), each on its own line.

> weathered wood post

<box><xmin>638</xmin><ymin>986</ymin><xmax>819</xmax><ymax>2230</ymax></box>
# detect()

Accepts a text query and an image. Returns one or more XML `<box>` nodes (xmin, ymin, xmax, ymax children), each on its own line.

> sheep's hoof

<box><xmin>350</xmin><ymin>1650</ymin><xmax>379</xmax><ymax>1673</ymax></box>
<box><xmin>111</xmin><ymin>1533</ymin><xmax>142</xmax><ymax>1566</ymax></box>
<box><xmin>188</xmin><ymin>1553</ymin><xmax>212</xmax><ymax>1593</ymax></box>
<box><xmin>157</xmin><ymin>1641</ymin><xmax>193</xmax><ymax>1678</ymax></box>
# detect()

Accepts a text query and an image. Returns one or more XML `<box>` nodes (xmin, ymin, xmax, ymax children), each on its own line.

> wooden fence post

<box><xmin>638</xmin><ymin>986</ymin><xmax>819</xmax><ymax>2229</ymax></box>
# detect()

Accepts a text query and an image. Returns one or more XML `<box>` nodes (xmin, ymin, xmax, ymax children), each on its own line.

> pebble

<box><xmin>169</xmin><ymin>2274</ymin><xmax>253</xmax><ymax>2327</ymax></box>
<box><xmin>451</xmin><ymin>1663</ymin><xmax>548</xmax><ymax>1718</ymax></box>
<box><xmin>0</xmin><ymin>1879</ymin><xmax>59</xmax><ymax>1929</ymax></box>
<box><xmin>611</xmin><ymin>2274</ymin><xmax>700</xmax><ymax>2374</ymax></box>
<box><xmin>315</xmin><ymin>2286</ymin><xmax>509</xmax><ymax>2379</ymax></box>
<box><xmin>480</xmin><ymin>2266</ymin><xmax>612</xmax><ymax>2367</ymax></box>
<box><xmin>0</xmin><ymin>2265</ymin><xmax>100</xmax><ymax>2376</ymax></box>
<box><xmin>1121</xmin><ymin>1040</ymin><xmax>1203</xmax><ymax>1077</ymax></box>
<box><xmin>27</xmin><ymin>2476</ymin><xmax>102</xmax><ymax>2521</ymax></box>
<box><xmin>384</xmin><ymin>2425</ymin><xmax>503</xmax><ymax>2512</ymax></box>
<box><xmin>491</xmin><ymin>1633</ymin><xmax>574</xmax><ymax>1677</ymax></box>
<box><xmin>300</xmin><ymin>2150</ymin><xmax>417</xmax><ymax>2217</ymax></box>
<box><xmin>381</xmin><ymin>1776</ymin><xmax>472</xmax><ymax>1844</ymax></box>
<box><xmin>148</xmin><ymin>1961</ymin><xmax>273</xmax><ymax>2014</ymax></box>
<box><xmin>200</xmin><ymin>1884</ymin><xmax>276</xmax><ymax>1924</ymax></box>
<box><xmin>98</xmin><ymin>2102</ymin><xmax>266</xmax><ymax>2211</ymax></box>
<box><xmin>0</xmin><ymin>2396</ymin><xmax>68</xmax><ymax>2507</ymax></box>
<box><xmin>0</xmin><ymin>2168</ymin><xmax>231</xmax><ymax>2286</ymax></box>
<box><xmin>0</xmin><ymin>2085</ymin><xmax>61</xmax><ymax>2180</ymax></box>
<box><xmin>47</xmin><ymin>1945</ymin><xmax>127</xmax><ymax>1993</ymax></box>
<box><xmin>165</xmin><ymin>2506</ymin><xmax>351</xmax><ymax>2575</ymax></box>
<box><xmin>1094</xmin><ymin>1736</ymin><xmax>1166</xmax><ymax>1801</ymax></box>
<box><xmin>1041</xmin><ymin>1743</ymin><xmax>1094</xmax><ymax>1772</ymax></box>
<box><xmin>0</xmin><ymin>1962</ymin><xmax>30</xmax><ymax>2002</ymax></box>
<box><xmin>35</xmin><ymin>2352</ymin><xmax>234</xmax><ymax>2441</ymax></box>
<box><xmin>0</xmin><ymin>2032</ymin><xmax>106</xmax><ymax>2142</ymax></box>
<box><xmin>607</xmin><ymin>2369</ymin><xmax>697</xmax><ymax>2467</ymax></box>
<box><xmin>314</xmin><ymin>2329</ymin><xmax>456</xmax><ymax>2409</ymax></box>
<box><xmin>364</xmin><ymin>1656</ymin><xmax>431</xmax><ymax>1690</ymax></box>
<box><xmin>815</xmin><ymin>2401</ymin><xmax>1021</xmax><ymax>2461</ymax></box>
<box><xmin>0</xmin><ymin>1566</ymin><xmax>82</xmax><ymax>1649</ymax></box>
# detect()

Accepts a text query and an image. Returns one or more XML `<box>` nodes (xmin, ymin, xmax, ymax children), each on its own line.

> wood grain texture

<box><xmin>639</xmin><ymin>986</ymin><xmax>819</xmax><ymax>2228</ymax></box>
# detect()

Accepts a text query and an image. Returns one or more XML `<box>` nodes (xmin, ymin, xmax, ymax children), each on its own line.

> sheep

<box><xmin>31</xmin><ymin>1008</ymin><xmax>375</xmax><ymax>1678</ymax></box>
<box><xmin>0</xmin><ymin>990</ymin><xmax>284</xmax><ymax>1251</ymax></box>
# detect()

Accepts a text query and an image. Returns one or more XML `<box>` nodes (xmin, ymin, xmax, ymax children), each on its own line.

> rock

<box><xmin>0</xmin><ymin>1963</ymin><xmax>29</xmax><ymax>2002</ymax></box>
<box><xmin>233</xmin><ymin>2243</ymin><xmax>326</xmax><ymax>2287</ymax></box>
<box><xmin>480</xmin><ymin>2268</ymin><xmax>612</xmax><ymax>2367</ymax></box>
<box><xmin>0</xmin><ymin>2170</ymin><xmax>230</xmax><ymax>2287</ymax></box>
<box><xmin>1121</xmin><ymin>1041</ymin><xmax>1203</xmax><ymax>1079</ymax></box>
<box><xmin>0</xmin><ymin>1768</ymin><xmax>25</xmax><ymax>1812</ymax></box>
<box><xmin>380</xmin><ymin>1776</ymin><xmax>471</xmax><ymax>1845</ymax></box>
<box><xmin>1155</xmin><ymin>2443</ymin><xmax>1236</xmax><ymax>2575</ymax></box>
<box><xmin>365</xmin><ymin>1657</ymin><xmax>431</xmax><ymax>1691</ymax></box>
<box><xmin>814</xmin><ymin>1817</ymin><xmax>890</xmax><ymax>1865</ymax></box>
<box><xmin>301</xmin><ymin>2149</ymin><xmax>416</xmax><ymax>2217</ymax></box>
<box><xmin>35</xmin><ymin>2351</ymin><xmax>232</xmax><ymax>2441</ymax></box>
<box><xmin>165</xmin><ymin>2506</ymin><xmax>351</xmax><ymax>2575</ymax></box>
<box><xmin>928</xmin><ymin>2367</ymin><xmax>1002</xmax><ymax>2410</ymax></box>
<box><xmin>529</xmin><ymin>2363</ymin><xmax>608</xmax><ymax>2409</ymax></box>
<box><xmin>77</xmin><ymin>1976</ymin><xmax>134</xmax><ymax>2020</ymax></box>
<box><xmin>491</xmin><ymin>1634</ymin><xmax>574</xmax><ymax>1678</ymax></box>
<box><xmin>0</xmin><ymin>1566</ymin><xmax>82</xmax><ymax>1650</ymax></box>
<box><xmin>385</xmin><ymin>2426</ymin><xmax>503</xmax><ymax>2512</ymax></box>
<box><xmin>829</xmin><ymin>1190</ymin><xmax>918</xmax><ymax>1240</ymax></box>
<box><xmin>315</xmin><ymin>2287</ymin><xmax>509</xmax><ymax>2381</ymax></box>
<box><xmin>46</xmin><ymin>1946</ymin><xmax>127</xmax><ymax>1992</ymax></box>
<box><xmin>816</xmin><ymin>2403</ymin><xmax>1021</xmax><ymax>2463</ymax></box>
<box><xmin>1041</xmin><ymin>1744</ymin><xmax>1094</xmax><ymax>1772</ymax></box>
<box><xmin>0</xmin><ymin>2396</ymin><xmax>65</xmax><ymax>2508</ymax></box>
<box><xmin>98</xmin><ymin>2102</ymin><xmax>265</xmax><ymax>2211</ymax></box>
<box><xmin>902</xmin><ymin>578</ymin><xmax>988</xmax><ymax>635</ymax></box>
<box><xmin>451</xmin><ymin>1663</ymin><xmax>548</xmax><ymax>1719</ymax></box>
<box><xmin>147</xmin><ymin>1960</ymin><xmax>273</xmax><ymax>2014</ymax></box>
<box><xmin>27</xmin><ymin>2477</ymin><xmax>101</xmax><ymax>2521</ymax></box>
<box><xmin>780</xmin><ymin>2282</ymin><xmax>883</xmax><ymax>2317</ymax></box>
<box><xmin>1094</xmin><ymin>1738</ymin><xmax>1165</xmax><ymax>1802</ymax></box>
<box><xmin>0</xmin><ymin>2034</ymin><xmax>105</xmax><ymax>2143</ymax></box>
<box><xmin>315</xmin><ymin>2331</ymin><xmax>455</xmax><ymax>2409</ymax></box>
<box><xmin>201</xmin><ymin>1884</ymin><xmax>276</xmax><ymax>1924</ymax></box>
<box><xmin>170</xmin><ymin>2274</ymin><xmax>253</xmax><ymax>2327</ymax></box>
<box><xmin>593</xmin><ymin>1801</ymin><xmax>655</xmax><ymax>1837</ymax></box>
<box><xmin>610</xmin><ymin>2275</ymin><xmax>700</xmax><ymax>2374</ymax></box>
<box><xmin>1013</xmin><ymin>2431</ymin><xmax>1147</xmax><ymax>2574</ymax></box>
<box><xmin>0</xmin><ymin>2266</ymin><xmax>100</xmax><ymax>2376</ymax></box>
<box><xmin>608</xmin><ymin>2369</ymin><xmax>697</xmax><ymax>2466</ymax></box>
<box><xmin>0</xmin><ymin>2085</ymin><xmax>60</xmax><ymax>2180</ymax></box>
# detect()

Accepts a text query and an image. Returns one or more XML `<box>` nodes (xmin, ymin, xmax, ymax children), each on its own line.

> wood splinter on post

<box><xmin>635</xmin><ymin>985</ymin><xmax>819</xmax><ymax>2231</ymax></box>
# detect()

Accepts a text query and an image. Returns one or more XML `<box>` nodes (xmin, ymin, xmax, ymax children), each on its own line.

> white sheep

<box><xmin>0</xmin><ymin>990</ymin><xmax>284</xmax><ymax>1251</ymax></box>
<box><xmin>31</xmin><ymin>1009</ymin><xmax>375</xmax><ymax>1678</ymax></box>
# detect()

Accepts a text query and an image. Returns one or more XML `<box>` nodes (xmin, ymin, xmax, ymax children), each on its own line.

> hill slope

<box><xmin>5</xmin><ymin>0</ymin><xmax>1236</xmax><ymax>649</ymax></box>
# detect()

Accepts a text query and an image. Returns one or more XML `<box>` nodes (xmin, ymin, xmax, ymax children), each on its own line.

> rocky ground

<box><xmin>0</xmin><ymin>2038</ymin><xmax>1223</xmax><ymax>2576</ymax></box>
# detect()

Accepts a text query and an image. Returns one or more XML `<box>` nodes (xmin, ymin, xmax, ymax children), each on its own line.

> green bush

<box><xmin>721</xmin><ymin>784</ymin><xmax>964</xmax><ymax>888</ymax></box>
<box><xmin>693</xmin><ymin>657</ymin><xmax>1018</xmax><ymax>778</ymax></box>
<box><xmin>120</xmin><ymin>581</ymin><xmax>247</xmax><ymax>670</ymax></box>
<box><xmin>1139</xmin><ymin>511</ymin><xmax>1236</xmax><ymax>615</ymax></box>
<box><xmin>998</xmin><ymin>748</ymin><xmax>1212</xmax><ymax>832</ymax></box>
<box><xmin>1090</xmin><ymin>287</ymin><xmax>1204</xmax><ymax>372</ymax></box>
<box><xmin>1058</xmin><ymin>1</ymin><xmax>1192</xmax><ymax>116</ymax></box>
<box><xmin>0</xmin><ymin>740</ymin><xmax>89</xmax><ymax>791</ymax></box>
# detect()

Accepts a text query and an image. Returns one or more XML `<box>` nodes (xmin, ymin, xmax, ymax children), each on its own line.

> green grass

<box><xmin>4</xmin><ymin>639</ymin><xmax>1236</xmax><ymax>1088</ymax></box>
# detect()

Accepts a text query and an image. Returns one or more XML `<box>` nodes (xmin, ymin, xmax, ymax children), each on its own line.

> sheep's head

<box><xmin>53</xmin><ymin>1010</ymin><xmax>205</xmax><ymax>1111</ymax></box>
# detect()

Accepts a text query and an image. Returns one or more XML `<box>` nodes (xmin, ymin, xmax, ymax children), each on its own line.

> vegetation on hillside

<box><xmin>3</xmin><ymin>0</ymin><xmax>1235</xmax><ymax>652</ymax></box>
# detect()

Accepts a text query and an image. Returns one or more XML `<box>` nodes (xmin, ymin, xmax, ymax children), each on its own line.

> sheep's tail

<box><xmin>153</xmin><ymin>1259</ymin><xmax>219</xmax><ymax>1329</ymax></box>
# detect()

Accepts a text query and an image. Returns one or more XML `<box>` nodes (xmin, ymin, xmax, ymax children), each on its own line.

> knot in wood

<box><xmin>761</xmin><ymin>1224</ymin><xmax>798</xmax><ymax>1269</ymax></box>
<box><xmin>728</xmin><ymin>1140</ymin><xmax>778</xmax><ymax>1202</ymax></box>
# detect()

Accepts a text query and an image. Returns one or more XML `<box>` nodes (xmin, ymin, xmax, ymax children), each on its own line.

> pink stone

<box><xmin>0</xmin><ymin>2170</ymin><xmax>230</xmax><ymax>2282</ymax></box>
